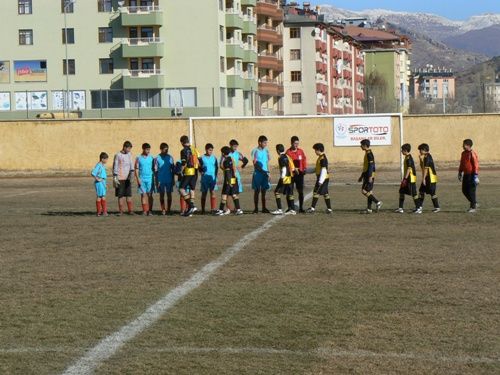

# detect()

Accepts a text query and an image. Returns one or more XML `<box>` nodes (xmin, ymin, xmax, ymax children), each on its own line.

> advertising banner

<box><xmin>0</xmin><ymin>61</ymin><xmax>10</xmax><ymax>83</ymax></box>
<box><xmin>334</xmin><ymin>116</ymin><xmax>392</xmax><ymax>146</ymax></box>
<box><xmin>0</xmin><ymin>92</ymin><xmax>10</xmax><ymax>110</ymax></box>
<box><xmin>14</xmin><ymin>60</ymin><xmax>47</xmax><ymax>82</ymax></box>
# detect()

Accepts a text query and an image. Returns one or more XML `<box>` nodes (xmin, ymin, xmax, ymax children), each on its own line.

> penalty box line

<box><xmin>61</xmin><ymin>192</ymin><xmax>313</xmax><ymax>375</ymax></box>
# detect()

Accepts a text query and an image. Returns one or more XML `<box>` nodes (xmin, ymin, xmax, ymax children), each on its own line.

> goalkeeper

<box><xmin>112</xmin><ymin>141</ymin><xmax>135</xmax><ymax>215</ymax></box>
<box><xmin>458</xmin><ymin>139</ymin><xmax>480</xmax><ymax>213</ymax></box>
<box><xmin>395</xmin><ymin>143</ymin><xmax>419</xmax><ymax>213</ymax></box>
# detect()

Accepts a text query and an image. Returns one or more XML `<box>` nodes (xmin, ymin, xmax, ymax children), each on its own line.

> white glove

<box><xmin>113</xmin><ymin>176</ymin><xmax>120</xmax><ymax>188</ymax></box>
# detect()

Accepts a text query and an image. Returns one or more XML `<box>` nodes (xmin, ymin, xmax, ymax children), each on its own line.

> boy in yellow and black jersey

<box><xmin>215</xmin><ymin>146</ymin><xmax>243</xmax><ymax>216</ymax></box>
<box><xmin>271</xmin><ymin>144</ymin><xmax>296</xmax><ymax>215</ymax></box>
<box><xmin>395</xmin><ymin>143</ymin><xmax>419</xmax><ymax>213</ymax></box>
<box><xmin>416</xmin><ymin>143</ymin><xmax>440</xmax><ymax>213</ymax></box>
<box><xmin>358</xmin><ymin>139</ymin><xmax>382</xmax><ymax>213</ymax></box>
<box><xmin>307</xmin><ymin>143</ymin><xmax>332</xmax><ymax>214</ymax></box>
<box><xmin>179</xmin><ymin>135</ymin><xmax>203</xmax><ymax>216</ymax></box>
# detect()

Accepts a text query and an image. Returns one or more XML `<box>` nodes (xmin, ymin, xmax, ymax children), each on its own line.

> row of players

<box><xmin>91</xmin><ymin>136</ymin><xmax>480</xmax><ymax>216</ymax></box>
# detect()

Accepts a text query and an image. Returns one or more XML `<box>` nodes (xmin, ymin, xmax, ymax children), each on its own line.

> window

<box><xmin>91</xmin><ymin>90</ymin><xmax>125</xmax><ymax>109</ymax></box>
<box><xmin>126</xmin><ymin>89</ymin><xmax>161</xmax><ymax>108</ymax></box>
<box><xmin>220</xmin><ymin>57</ymin><xmax>225</xmax><ymax>73</ymax></box>
<box><xmin>63</xmin><ymin>59</ymin><xmax>76</xmax><ymax>75</ymax></box>
<box><xmin>141</xmin><ymin>58</ymin><xmax>154</xmax><ymax>70</ymax></box>
<box><xmin>290</xmin><ymin>49</ymin><xmax>301</xmax><ymax>60</ymax></box>
<box><xmin>220</xmin><ymin>88</ymin><xmax>226</xmax><ymax>107</ymax></box>
<box><xmin>290</xmin><ymin>28</ymin><xmax>300</xmax><ymax>38</ymax></box>
<box><xmin>292</xmin><ymin>93</ymin><xmax>302</xmax><ymax>104</ymax></box>
<box><xmin>98</xmin><ymin>27</ymin><xmax>113</xmax><ymax>43</ymax></box>
<box><xmin>19</xmin><ymin>29</ymin><xmax>33</xmax><ymax>45</ymax></box>
<box><xmin>61</xmin><ymin>0</ymin><xmax>74</xmax><ymax>13</ymax></box>
<box><xmin>291</xmin><ymin>71</ymin><xmax>301</xmax><ymax>82</ymax></box>
<box><xmin>247</xmin><ymin>63</ymin><xmax>255</xmax><ymax>79</ymax></box>
<box><xmin>62</xmin><ymin>28</ymin><xmax>75</xmax><ymax>44</ymax></box>
<box><xmin>219</xmin><ymin>0</ymin><xmax>224</xmax><ymax>11</ymax></box>
<box><xmin>98</xmin><ymin>0</ymin><xmax>113</xmax><ymax>12</ymax></box>
<box><xmin>165</xmin><ymin>88</ymin><xmax>197</xmax><ymax>107</ymax></box>
<box><xmin>227</xmin><ymin>89</ymin><xmax>235</xmax><ymax>108</ymax></box>
<box><xmin>18</xmin><ymin>0</ymin><xmax>32</xmax><ymax>14</ymax></box>
<box><xmin>219</xmin><ymin>26</ymin><xmax>224</xmax><ymax>42</ymax></box>
<box><xmin>99</xmin><ymin>58</ymin><xmax>114</xmax><ymax>74</ymax></box>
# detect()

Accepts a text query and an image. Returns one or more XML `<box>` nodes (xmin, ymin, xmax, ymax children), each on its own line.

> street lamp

<box><xmin>63</xmin><ymin>0</ymin><xmax>76</xmax><ymax>118</ymax></box>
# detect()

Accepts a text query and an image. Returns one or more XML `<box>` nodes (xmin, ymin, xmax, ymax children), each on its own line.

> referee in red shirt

<box><xmin>458</xmin><ymin>139</ymin><xmax>479</xmax><ymax>212</ymax></box>
<box><xmin>286</xmin><ymin>136</ymin><xmax>307</xmax><ymax>212</ymax></box>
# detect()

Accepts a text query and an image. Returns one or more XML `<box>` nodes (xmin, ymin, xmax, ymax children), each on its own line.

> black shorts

<box><xmin>180</xmin><ymin>175</ymin><xmax>197</xmax><ymax>191</ymax></box>
<box><xmin>115</xmin><ymin>179</ymin><xmax>132</xmax><ymax>198</ymax></box>
<box><xmin>313</xmin><ymin>178</ymin><xmax>329</xmax><ymax>195</ymax></box>
<box><xmin>419</xmin><ymin>182</ymin><xmax>437</xmax><ymax>196</ymax></box>
<box><xmin>362</xmin><ymin>178</ymin><xmax>374</xmax><ymax>192</ymax></box>
<box><xmin>275</xmin><ymin>180</ymin><xmax>294</xmax><ymax>196</ymax></box>
<box><xmin>222</xmin><ymin>183</ymin><xmax>238</xmax><ymax>196</ymax></box>
<box><xmin>399</xmin><ymin>181</ymin><xmax>417</xmax><ymax>197</ymax></box>
<box><xmin>292</xmin><ymin>173</ymin><xmax>304</xmax><ymax>191</ymax></box>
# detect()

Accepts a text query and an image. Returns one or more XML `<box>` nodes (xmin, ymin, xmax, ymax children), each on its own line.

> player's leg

<box><xmin>272</xmin><ymin>183</ymin><xmax>283</xmax><ymax>215</ymax></box>
<box><xmin>166</xmin><ymin>192</ymin><xmax>173</xmax><ymax>213</ymax></box>
<box><xmin>96</xmin><ymin>197</ymin><xmax>102</xmax><ymax>216</ymax></box>
<box><xmin>295</xmin><ymin>174</ymin><xmax>305</xmax><ymax>212</ymax></box>
<box><xmin>141</xmin><ymin>193</ymin><xmax>148</xmax><ymax>215</ymax></box>
<box><xmin>285</xmin><ymin>184</ymin><xmax>296</xmax><ymax>214</ymax></box>
<box><xmin>411</xmin><ymin>183</ymin><xmax>419</xmax><ymax>209</ymax></box>
<box><xmin>159</xmin><ymin>190</ymin><xmax>166</xmax><ymax>215</ymax></box>
<box><xmin>322</xmin><ymin>180</ymin><xmax>332</xmax><ymax>212</ymax></box>
<box><xmin>430</xmin><ymin>183</ymin><xmax>440</xmax><ymax>212</ymax></box>
<box><xmin>233</xmin><ymin>193</ymin><xmax>242</xmax><ymax>214</ymax></box>
<box><xmin>310</xmin><ymin>181</ymin><xmax>320</xmax><ymax>210</ymax></box>
<box><xmin>148</xmin><ymin>192</ymin><xmax>154</xmax><ymax>215</ymax></box>
<box><xmin>210</xmin><ymin>190</ymin><xmax>217</xmax><ymax>212</ymax></box>
<box><xmin>253</xmin><ymin>190</ymin><xmax>259</xmax><ymax>213</ymax></box>
<box><xmin>468</xmin><ymin>176</ymin><xmax>477</xmax><ymax>209</ymax></box>
<box><xmin>201</xmin><ymin>191</ymin><xmax>207</xmax><ymax>214</ymax></box>
<box><xmin>125</xmin><ymin>180</ymin><xmax>133</xmax><ymax>214</ymax></box>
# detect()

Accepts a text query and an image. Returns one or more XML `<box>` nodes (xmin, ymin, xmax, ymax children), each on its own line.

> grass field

<box><xmin>0</xmin><ymin>168</ymin><xmax>499</xmax><ymax>374</ymax></box>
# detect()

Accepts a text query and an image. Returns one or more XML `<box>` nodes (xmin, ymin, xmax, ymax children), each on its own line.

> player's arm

<box><xmin>318</xmin><ymin>158</ymin><xmax>327</xmax><ymax>185</ymax></box>
<box><xmin>112</xmin><ymin>154</ymin><xmax>120</xmax><ymax>186</ymax></box>
<box><xmin>302</xmin><ymin>150</ymin><xmax>307</xmax><ymax>174</ymax></box>
<box><xmin>214</xmin><ymin>158</ymin><xmax>219</xmax><ymax>180</ymax></box>
<box><xmin>366</xmin><ymin>153</ymin><xmax>375</xmax><ymax>180</ymax></box>
<box><xmin>91</xmin><ymin>165</ymin><xmax>102</xmax><ymax>182</ymax></box>
<box><xmin>134</xmin><ymin>158</ymin><xmax>141</xmax><ymax>186</ymax></box>
<box><xmin>240</xmin><ymin>154</ymin><xmax>249</xmax><ymax>169</ymax></box>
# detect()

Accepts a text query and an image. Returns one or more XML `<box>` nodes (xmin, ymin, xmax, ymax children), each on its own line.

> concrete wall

<box><xmin>0</xmin><ymin>114</ymin><xmax>499</xmax><ymax>172</ymax></box>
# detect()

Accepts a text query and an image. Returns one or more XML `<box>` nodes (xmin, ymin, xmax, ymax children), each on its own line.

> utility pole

<box><xmin>63</xmin><ymin>0</ymin><xmax>76</xmax><ymax>118</ymax></box>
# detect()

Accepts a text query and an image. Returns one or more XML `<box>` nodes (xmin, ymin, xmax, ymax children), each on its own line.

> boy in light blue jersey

<box><xmin>91</xmin><ymin>152</ymin><xmax>109</xmax><ymax>216</ymax></box>
<box><xmin>200</xmin><ymin>143</ymin><xmax>219</xmax><ymax>214</ymax></box>
<box><xmin>229</xmin><ymin>139</ymin><xmax>249</xmax><ymax>194</ymax></box>
<box><xmin>155</xmin><ymin>142</ymin><xmax>175</xmax><ymax>215</ymax></box>
<box><xmin>135</xmin><ymin>143</ymin><xmax>155</xmax><ymax>215</ymax></box>
<box><xmin>251</xmin><ymin>135</ymin><xmax>271</xmax><ymax>214</ymax></box>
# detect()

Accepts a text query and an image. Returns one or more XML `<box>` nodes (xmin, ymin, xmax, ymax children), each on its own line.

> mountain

<box><xmin>444</xmin><ymin>25</ymin><xmax>500</xmax><ymax>57</ymax></box>
<box><xmin>318</xmin><ymin>5</ymin><xmax>500</xmax><ymax>69</ymax></box>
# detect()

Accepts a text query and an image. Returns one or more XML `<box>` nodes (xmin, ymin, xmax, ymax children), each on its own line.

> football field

<box><xmin>1</xmin><ymin>169</ymin><xmax>499</xmax><ymax>374</ymax></box>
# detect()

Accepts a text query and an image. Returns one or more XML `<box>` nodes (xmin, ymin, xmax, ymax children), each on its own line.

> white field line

<box><xmin>3</xmin><ymin>346</ymin><xmax>499</xmax><ymax>365</ymax></box>
<box><xmin>61</xmin><ymin>192</ymin><xmax>313</xmax><ymax>375</ymax></box>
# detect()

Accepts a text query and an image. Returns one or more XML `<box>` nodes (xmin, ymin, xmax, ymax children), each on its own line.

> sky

<box><xmin>318</xmin><ymin>0</ymin><xmax>500</xmax><ymax>20</ymax></box>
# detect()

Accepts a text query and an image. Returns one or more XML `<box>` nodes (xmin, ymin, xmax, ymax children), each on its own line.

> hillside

<box><xmin>444</xmin><ymin>25</ymin><xmax>500</xmax><ymax>57</ymax></box>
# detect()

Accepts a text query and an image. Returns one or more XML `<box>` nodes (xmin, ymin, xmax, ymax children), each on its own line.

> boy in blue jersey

<box><xmin>225</xmin><ymin>139</ymin><xmax>249</xmax><ymax>211</ymax></box>
<box><xmin>91</xmin><ymin>152</ymin><xmax>109</xmax><ymax>216</ymax></box>
<box><xmin>135</xmin><ymin>143</ymin><xmax>155</xmax><ymax>215</ymax></box>
<box><xmin>155</xmin><ymin>143</ymin><xmax>175</xmax><ymax>215</ymax></box>
<box><xmin>251</xmin><ymin>135</ymin><xmax>271</xmax><ymax>214</ymax></box>
<box><xmin>216</xmin><ymin>146</ymin><xmax>243</xmax><ymax>216</ymax></box>
<box><xmin>200</xmin><ymin>143</ymin><xmax>219</xmax><ymax>214</ymax></box>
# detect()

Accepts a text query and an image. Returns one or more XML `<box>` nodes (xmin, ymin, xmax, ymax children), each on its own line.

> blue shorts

<box><xmin>201</xmin><ymin>175</ymin><xmax>218</xmax><ymax>193</ymax></box>
<box><xmin>176</xmin><ymin>180</ymin><xmax>190</xmax><ymax>193</ymax></box>
<box><xmin>252</xmin><ymin>171</ymin><xmax>270</xmax><ymax>191</ymax></box>
<box><xmin>94</xmin><ymin>181</ymin><xmax>107</xmax><ymax>198</ymax></box>
<box><xmin>138</xmin><ymin>179</ymin><xmax>153</xmax><ymax>194</ymax></box>
<box><xmin>157</xmin><ymin>180</ymin><xmax>174</xmax><ymax>194</ymax></box>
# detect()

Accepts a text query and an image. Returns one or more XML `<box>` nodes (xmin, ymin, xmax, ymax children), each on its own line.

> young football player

<box><xmin>286</xmin><ymin>136</ymin><xmax>307</xmax><ymax>212</ymax></box>
<box><xmin>271</xmin><ymin>144</ymin><xmax>296</xmax><ymax>215</ymax></box>
<box><xmin>416</xmin><ymin>143</ymin><xmax>440</xmax><ymax>213</ymax></box>
<box><xmin>458</xmin><ymin>139</ymin><xmax>479</xmax><ymax>213</ymax></box>
<box><xmin>112</xmin><ymin>141</ymin><xmax>134</xmax><ymax>215</ymax></box>
<box><xmin>179</xmin><ymin>135</ymin><xmax>203</xmax><ymax>216</ymax></box>
<box><xmin>358</xmin><ymin>139</ymin><xmax>382</xmax><ymax>214</ymax></box>
<box><xmin>251</xmin><ymin>135</ymin><xmax>271</xmax><ymax>214</ymax></box>
<box><xmin>307</xmin><ymin>143</ymin><xmax>332</xmax><ymax>214</ymax></box>
<box><xmin>216</xmin><ymin>146</ymin><xmax>243</xmax><ymax>216</ymax></box>
<box><xmin>155</xmin><ymin>143</ymin><xmax>175</xmax><ymax>215</ymax></box>
<box><xmin>395</xmin><ymin>143</ymin><xmax>419</xmax><ymax>213</ymax></box>
<box><xmin>200</xmin><ymin>143</ymin><xmax>219</xmax><ymax>214</ymax></box>
<box><xmin>91</xmin><ymin>152</ymin><xmax>109</xmax><ymax>217</ymax></box>
<box><xmin>135</xmin><ymin>143</ymin><xmax>155</xmax><ymax>216</ymax></box>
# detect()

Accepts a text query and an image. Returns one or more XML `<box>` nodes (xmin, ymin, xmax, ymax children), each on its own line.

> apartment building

<box><xmin>410</xmin><ymin>68</ymin><xmax>456</xmax><ymax>100</ymax></box>
<box><xmin>0</xmin><ymin>0</ymin><xmax>258</xmax><ymax>118</ymax></box>
<box><xmin>256</xmin><ymin>0</ymin><xmax>284</xmax><ymax>115</ymax></box>
<box><xmin>345</xmin><ymin>26</ymin><xmax>411</xmax><ymax>113</ymax></box>
<box><xmin>283</xmin><ymin>3</ymin><xmax>364</xmax><ymax>115</ymax></box>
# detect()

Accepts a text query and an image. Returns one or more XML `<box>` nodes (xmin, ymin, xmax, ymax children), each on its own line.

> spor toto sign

<box><xmin>334</xmin><ymin>116</ymin><xmax>392</xmax><ymax>146</ymax></box>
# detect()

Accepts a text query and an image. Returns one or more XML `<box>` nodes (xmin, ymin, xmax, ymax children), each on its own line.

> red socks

<box><xmin>96</xmin><ymin>201</ymin><xmax>102</xmax><ymax>215</ymax></box>
<box><xmin>142</xmin><ymin>203</ymin><xmax>149</xmax><ymax>213</ymax></box>
<box><xmin>210</xmin><ymin>196</ymin><xmax>217</xmax><ymax>210</ymax></box>
<box><xmin>101</xmin><ymin>200</ymin><xmax>107</xmax><ymax>214</ymax></box>
<box><xmin>180</xmin><ymin>198</ymin><xmax>186</xmax><ymax>212</ymax></box>
<box><xmin>127</xmin><ymin>201</ymin><xmax>133</xmax><ymax>213</ymax></box>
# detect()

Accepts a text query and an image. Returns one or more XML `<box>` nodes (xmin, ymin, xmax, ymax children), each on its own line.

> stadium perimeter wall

<box><xmin>0</xmin><ymin>114</ymin><xmax>498</xmax><ymax>172</ymax></box>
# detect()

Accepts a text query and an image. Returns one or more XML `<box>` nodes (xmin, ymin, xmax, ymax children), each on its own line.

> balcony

<box><xmin>258</xmin><ymin>52</ymin><xmax>283</xmax><ymax>71</ymax></box>
<box><xmin>226</xmin><ymin>41</ymin><xmax>245</xmax><ymax>59</ymax></box>
<box><xmin>243</xmin><ymin>15</ymin><xmax>257</xmax><ymax>34</ymax></box>
<box><xmin>315</xmin><ymin>39</ymin><xmax>326</xmax><ymax>53</ymax></box>
<box><xmin>356</xmin><ymin>57</ymin><xmax>364</xmax><ymax>66</ymax></box>
<box><xmin>316</xmin><ymin>104</ymin><xmax>328</xmax><ymax>114</ymax></box>
<box><xmin>316</xmin><ymin>82</ymin><xmax>328</xmax><ymax>94</ymax></box>
<box><xmin>121</xmin><ymin>37</ymin><xmax>164</xmax><ymax>58</ymax></box>
<box><xmin>122</xmin><ymin>69</ymin><xmax>165</xmax><ymax>89</ymax></box>
<box><xmin>257</xmin><ymin>25</ymin><xmax>283</xmax><ymax>45</ymax></box>
<box><xmin>256</xmin><ymin>0</ymin><xmax>284</xmax><ymax>20</ymax></box>
<box><xmin>120</xmin><ymin>6</ymin><xmax>163</xmax><ymax>26</ymax></box>
<box><xmin>258</xmin><ymin>77</ymin><xmax>284</xmax><ymax>97</ymax></box>
<box><xmin>228</xmin><ymin>74</ymin><xmax>258</xmax><ymax>91</ymax></box>
<box><xmin>315</xmin><ymin>61</ymin><xmax>327</xmax><ymax>74</ymax></box>
<box><xmin>244</xmin><ymin>44</ymin><xmax>258</xmax><ymax>63</ymax></box>
<box><xmin>226</xmin><ymin>9</ymin><xmax>244</xmax><ymax>29</ymax></box>
<box><xmin>242</xmin><ymin>0</ymin><xmax>257</xmax><ymax>5</ymax></box>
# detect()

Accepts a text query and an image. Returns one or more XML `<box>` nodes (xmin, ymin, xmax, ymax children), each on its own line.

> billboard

<box><xmin>0</xmin><ymin>61</ymin><xmax>10</xmax><ymax>83</ymax></box>
<box><xmin>14</xmin><ymin>60</ymin><xmax>47</xmax><ymax>82</ymax></box>
<box><xmin>52</xmin><ymin>90</ymin><xmax>86</xmax><ymax>110</ymax></box>
<box><xmin>15</xmin><ymin>91</ymin><xmax>48</xmax><ymax>110</ymax></box>
<box><xmin>334</xmin><ymin>116</ymin><xmax>392</xmax><ymax>146</ymax></box>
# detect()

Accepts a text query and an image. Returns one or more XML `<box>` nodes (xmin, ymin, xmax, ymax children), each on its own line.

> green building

<box><xmin>0</xmin><ymin>0</ymin><xmax>258</xmax><ymax>119</ymax></box>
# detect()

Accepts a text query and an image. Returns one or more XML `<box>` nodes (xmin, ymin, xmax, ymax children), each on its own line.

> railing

<box><xmin>259</xmin><ymin>77</ymin><xmax>281</xmax><ymax>84</ymax></box>
<box><xmin>258</xmin><ymin>50</ymin><xmax>279</xmax><ymax>58</ymax></box>
<box><xmin>123</xmin><ymin>69</ymin><xmax>163</xmax><ymax>77</ymax></box>
<box><xmin>243</xmin><ymin>42</ymin><xmax>257</xmax><ymax>52</ymax></box>
<box><xmin>227</xmin><ymin>38</ymin><xmax>245</xmax><ymax>48</ymax></box>
<box><xmin>257</xmin><ymin>0</ymin><xmax>279</xmax><ymax>4</ymax></box>
<box><xmin>120</xmin><ymin>6</ymin><xmax>161</xmax><ymax>13</ymax></box>
<box><xmin>243</xmin><ymin>14</ymin><xmax>256</xmax><ymax>23</ymax></box>
<box><xmin>226</xmin><ymin>8</ymin><xmax>243</xmax><ymax>16</ymax></box>
<box><xmin>123</xmin><ymin>37</ymin><xmax>162</xmax><ymax>45</ymax></box>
